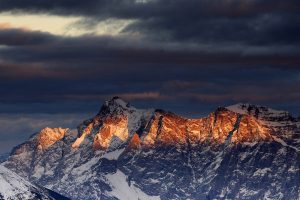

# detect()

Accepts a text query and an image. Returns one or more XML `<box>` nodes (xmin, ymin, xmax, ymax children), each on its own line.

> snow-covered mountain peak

<box><xmin>99</xmin><ymin>96</ymin><xmax>135</xmax><ymax>116</ymax></box>
<box><xmin>227</xmin><ymin>103</ymin><xmax>297</xmax><ymax>127</ymax></box>
<box><xmin>227</xmin><ymin>103</ymin><xmax>288</xmax><ymax>117</ymax></box>
<box><xmin>107</xmin><ymin>96</ymin><xmax>129</xmax><ymax>107</ymax></box>
<box><xmin>72</xmin><ymin>98</ymin><xmax>155</xmax><ymax>150</ymax></box>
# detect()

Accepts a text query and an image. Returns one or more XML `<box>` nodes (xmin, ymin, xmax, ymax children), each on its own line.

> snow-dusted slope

<box><xmin>0</xmin><ymin>165</ymin><xmax>69</xmax><ymax>200</ymax></box>
<box><xmin>105</xmin><ymin>170</ymin><xmax>160</xmax><ymax>200</ymax></box>
<box><xmin>4</xmin><ymin>98</ymin><xmax>300</xmax><ymax>200</ymax></box>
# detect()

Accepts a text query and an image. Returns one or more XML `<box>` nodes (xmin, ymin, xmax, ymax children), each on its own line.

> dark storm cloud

<box><xmin>0</xmin><ymin>57</ymin><xmax>299</xmax><ymax>105</ymax></box>
<box><xmin>0</xmin><ymin>27</ymin><xmax>299</xmax><ymax>108</ymax></box>
<box><xmin>0</xmin><ymin>25</ymin><xmax>56</xmax><ymax>46</ymax></box>
<box><xmin>0</xmin><ymin>27</ymin><xmax>299</xmax><ymax>105</ymax></box>
<box><xmin>1</xmin><ymin>0</ymin><xmax>300</xmax><ymax>46</ymax></box>
<box><xmin>1</xmin><ymin>27</ymin><xmax>299</xmax><ymax>70</ymax></box>
<box><xmin>1</xmin><ymin>0</ymin><xmax>300</xmax><ymax>18</ymax></box>
<box><xmin>125</xmin><ymin>12</ymin><xmax>300</xmax><ymax>46</ymax></box>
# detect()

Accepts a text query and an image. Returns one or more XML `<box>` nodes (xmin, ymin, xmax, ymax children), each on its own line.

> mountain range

<box><xmin>2</xmin><ymin>97</ymin><xmax>300</xmax><ymax>200</ymax></box>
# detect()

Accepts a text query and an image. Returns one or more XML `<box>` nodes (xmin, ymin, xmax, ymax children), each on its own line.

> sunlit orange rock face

<box><xmin>143</xmin><ymin>111</ymin><xmax>188</xmax><ymax>146</ymax></box>
<box><xmin>158</xmin><ymin>113</ymin><xmax>188</xmax><ymax>145</ymax></box>
<box><xmin>212</xmin><ymin>109</ymin><xmax>241</xmax><ymax>143</ymax></box>
<box><xmin>128</xmin><ymin>133</ymin><xmax>141</xmax><ymax>149</ymax></box>
<box><xmin>73</xmin><ymin>106</ymin><xmax>273</xmax><ymax>151</ymax></box>
<box><xmin>37</xmin><ymin>127</ymin><xmax>69</xmax><ymax>151</ymax></box>
<box><xmin>93</xmin><ymin>115</ymin><xmax>129</xmax><ymax>150</ymax></box>
<box><xmin>142</xmin><ymin>114</ymin><xmax>161</xmax><ymax>146</ymax></box>
<box><xmin>141</xmin><ymin>108</ymin><xmax>272</xmax><ymax>147</ymax></box>
<box><xmin>72</xmin><ymin>123</ymin><xmax>94</xmax><ymax>149</ymax></box>
<box><xmin>231</xmin><ymin>115</ymin><xmax>272</xmax><ymax>143</ymax></box>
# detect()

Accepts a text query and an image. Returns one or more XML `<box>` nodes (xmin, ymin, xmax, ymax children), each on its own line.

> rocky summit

<box><xmin>3</xmin><ymin>97</ymin><xmax>300</xmax><ymax>200</ymax></box>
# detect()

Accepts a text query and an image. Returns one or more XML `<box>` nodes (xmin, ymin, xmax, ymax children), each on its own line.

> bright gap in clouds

<box><xmin>0</xmin><ymin>12</ymin><xmax>133</xmax><ymax>36</ymax></box>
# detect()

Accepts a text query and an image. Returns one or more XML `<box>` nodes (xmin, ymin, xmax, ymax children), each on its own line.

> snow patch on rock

<box><xmin>101</xmin><ymin>148</ymin><xmax>125</xmax><ymax>160</ymax></box>
<box><xmin>105</xmin><ymin>170</ymin><xmax>160</xmax><ymax>200</ymax></box>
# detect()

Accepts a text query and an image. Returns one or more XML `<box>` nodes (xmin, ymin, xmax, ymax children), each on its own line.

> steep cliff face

<box><xmin>4</xmin><ymin>98</ymin><xmax>300</xmax><ymax>200</ymax></box>
<box><xmin>37</xmin><ymin>127</ymin><xmax>69</xmax><ymax>151</ymax></box>
<box><xmin>72</xmin><ymin>98</ymin><xmax>274</xmax><ymax>150</ymax></box>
